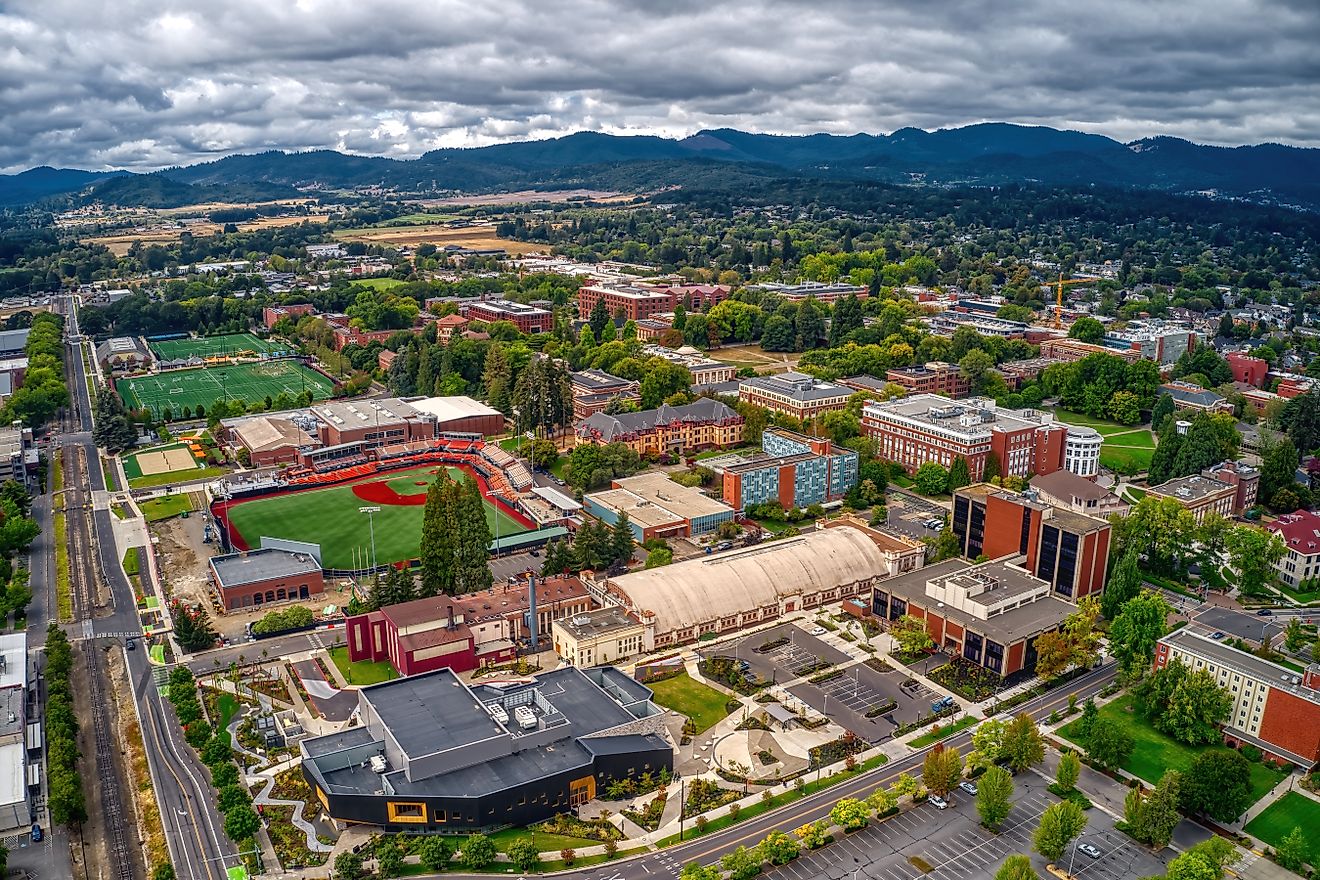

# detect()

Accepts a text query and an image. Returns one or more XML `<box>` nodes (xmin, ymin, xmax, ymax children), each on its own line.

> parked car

<box><xmin>1210</xmin><ymin>631</ymin><xmax>1225</xmax><ymax>640</ymax></box>
<box><xmin>30</xmin><ymin>824</ymin><xmax>41</xmax><ymax>842</ymax></box>
<box><xmin>928</xmin><ymin>795</ymin><xmax>948</xmax><ymax>810</ymax></box>
<box><xmin>1257</xmin><ymin>609</ymin><xmax>1273</xmax><ymax>616</ymax></box>
<box><xmin>1076</xmin><ymin>843</ymin><xmax>1102</xmax><ymax>860</ymax></box>
<box><xmin>931</xmin><ymin>696</ymin><xmax>956</xmax><ymax>713</ymax></box>
<box><xmin>716</xmin><ymin>541</ymin><xmax>733</xmax><ymax>551</ymax></box>
<box><xmin>925</xmin><ymin>518</ymin><xmax>944</xmax><ymax>529</ymax></box>
<box><xmin>809</xmin><ymin>626</ymin><xmax>827</xmax><ymax>636</ymax></box>
<box><xmin>958</xmin><ymin>781</ymin><xmax>977</xmax><ymax>795</ymax></box>
<box><xmin>126</xmin><ymin>638</ymin><xmax>136</xmax><ymax>651</ymax></box>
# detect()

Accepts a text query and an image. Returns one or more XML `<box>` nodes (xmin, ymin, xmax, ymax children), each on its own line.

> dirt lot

<box><xmin>332</xmin><ymin>223</ymin><xmax>546</xmax><ymax>253</ymax></box>
<box><xmin>108</xmin><ymin>648</ymin><xmax>168</xmax><ymax>874</ymax></box>
<box><xmin>85</xmin><ymin>214</ymin><xmax>330</xmax><ymax>256</ymax></box>
<box><xmin>152</xmin><ymin>515</ymin><xmax>213</xmax><ymax>609</ymax></box>
<box><xmin>418</xmin><ymin>189</ymin><xmax>630</xmax><ymax>207</ymax></box>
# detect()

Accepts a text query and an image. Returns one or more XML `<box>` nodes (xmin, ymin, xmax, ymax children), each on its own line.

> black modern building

<box><xmin>301</xmin><ymin>666</ymin><xmax>672</xmax><ymax>832</ymax></box>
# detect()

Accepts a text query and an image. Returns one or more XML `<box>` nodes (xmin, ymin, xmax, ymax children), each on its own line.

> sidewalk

<box><xmin>1235</xmin><ymin>774</ymin><xmax>1298</xmax><ymax>829</ymax></box>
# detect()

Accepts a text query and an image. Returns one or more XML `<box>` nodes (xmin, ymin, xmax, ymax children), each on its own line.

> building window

<box><xmin>386</xmin><ymin>802</ymin><xmax>427</xmax><ymax>823</ymax></box>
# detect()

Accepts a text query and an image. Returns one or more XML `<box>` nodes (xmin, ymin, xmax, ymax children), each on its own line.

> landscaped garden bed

<box><xmin>864</xmin><ymin>699</ymin><xmax>899</xmax><ymax>718</ymax></box>
<box><xmin>808</xmin><ymin>734</ymin><xmax>866</xmax><ymax>770</ymax></box>
<box><xmin>929</xmin><ymin>657</ymin><xmax>1002</xmax><ymax>701</ymax></box>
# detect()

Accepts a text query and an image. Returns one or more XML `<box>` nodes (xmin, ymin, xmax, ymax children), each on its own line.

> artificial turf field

<box><xmin>221</xmin><ymin>465</ymin><xmax>531</xmax><ymax>569</ymax></box>
<box><xmin>148</xmin><ymin>332</ymin><xmax>290</xmax><ymax>360</ymax></box>
<box><xmin>116</xmin><ymin>361</ymin><xmax>335</xmax><ymax>417</ymax></box>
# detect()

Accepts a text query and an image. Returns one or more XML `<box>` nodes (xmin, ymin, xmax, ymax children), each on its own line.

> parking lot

<box><xmin>787</xmin><ymin>660</ymin><xmax>936</xmax><ymax>743</ymax></box>
<box><xmin>886</xmin><ymin>491</ymin><xmax>949</xmax><ymax>540</ymax></box>
<box><xmin>764</xmin><ymin>775</ymin><xmax>1168</xmax><ymax>880</ymax></box>
<box><xmin>702</xmin><ymin>623</ymin><xmax>854</xmax><ymax>687</ymax></box>
<box><xmin>1191</xmin><ymin>606</ymin><xmax>1286</xmax><ymax>645</ymax></box>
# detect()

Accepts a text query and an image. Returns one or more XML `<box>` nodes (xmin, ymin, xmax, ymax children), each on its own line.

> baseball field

<box><xmin>116</xmin><ymin>361</ymin><xmax>336</xmax><ymax>418</ymax></box>
<box><xmin>220</xmin><ymin>465</ymin><xmax>533</xmax><ymax>569</ymax></box>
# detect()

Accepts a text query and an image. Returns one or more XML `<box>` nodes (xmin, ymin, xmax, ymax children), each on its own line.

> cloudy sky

<box><xmin>3</xmin><ymin>0</ymin><xmax>1319</xmax><ymax>173</ymax></box>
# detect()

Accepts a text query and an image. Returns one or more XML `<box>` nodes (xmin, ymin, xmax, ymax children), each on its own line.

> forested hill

<box><xmin>5</xmin><ymin>123</ymin><xmax>1320</xmax><ymax>209</ymax></box>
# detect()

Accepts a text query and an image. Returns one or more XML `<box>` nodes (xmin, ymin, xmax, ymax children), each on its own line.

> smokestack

<box><xmin>446</xmin><ymin>605</ymin><xmax>454</xmax><ymax>631</ymax></box>
<box><xmin>528</xmin><ymin>573</ymin><xmax>539</xmax><ymax>652</ymax></box>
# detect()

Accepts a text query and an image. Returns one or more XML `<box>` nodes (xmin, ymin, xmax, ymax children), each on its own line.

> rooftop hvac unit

<box><xmin>369</xmin><ymin>755</ymin><xmax>387</xmax><ymax>774</ymax></box>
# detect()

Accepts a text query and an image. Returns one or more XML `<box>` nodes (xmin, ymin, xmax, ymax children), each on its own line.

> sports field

<box><xmin>221</xmin><ymin>465</ymin><xmax>532</xmax><ymax>569</ymax></box>
<box><xmin>116</xmin><ymin>361</ymin><xmax>335</xmax><ymax>418</ymax></box>
<box><xmin>149</xmin><ymin>333</ymin><xmax>290</xmax><ymax>361</ymax></box>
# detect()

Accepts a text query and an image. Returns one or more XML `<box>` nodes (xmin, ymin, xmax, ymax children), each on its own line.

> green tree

<box><xmin>1108</xmin><ymin>590</ymin><xmax>1170</xmax><ymax>677</ymax></box>
<box><xmin>1101</xmin><ymin>547</ymin><xmax>1142</xmax><ymax>620</ymax></box>
<box><xmin>1284</xmin><ymin>618</ymin><xmax>1306</xmax><ymax>652</ymax></box>
<box><xmin>1225</xmin><ymin>525</ymin><xmax>1285</xmax><ymax>596</ymax></box>
<box><xmin>222</xmin><ymin>804</ymin><xmax>261</xmax><ymax>843</ymax></box>
<box><xmin>679</xmin><ymin>862</ymin><xmax>720</xmax><ymax>880</ymax></box>
<box><xmin>1055</xmin><ymin>750</ymin><xmax>1080</xmax><ymax>792</ymax></box>
<box><xmin>455</xmin><ymin>477</ymin><xmax>494</xmax><ymax>593</ymax></box>
<box><xmin>1001</xmin><ymin>713</ymin><xmax>1045</xmax><ymax>773</ymax></box>
<box><xmin>984</xmin><ymin>450</ymin><xmax>1002</xmax><ymax>483</ymax></box>
<box><xmin>976</xmin><ymin>765</ymin><xmax>1014</xmax><ymax>829</ymax></box>
<box><xmin>419</xmin><ymin>472</ymin><xmax>457</xmax><ymax>595</ymax></box>
<box><xmin>830</xmin><ymin>797</ymin><xmax>870</xmax><ymax>830</ymax></box>
<box><xmin>1177</xmin><ymin>749</ymin><xmax>1252</xmax><ymax>822</ymax></box>
<box><xmin>968</xmin><ymin>718</ymin><xmax>1006</xmax><ymax>770</ymax></box>
<box><xmin>947</xmin><ymin>456</ymin><xmax>972</xmax><ymax>491</ymax></box>
<box><xmin>1165</xmin><ymin>837</ymin><xmax>1237</xmax><ymax>880</ymax></box>
<box><xmin>890</xmin><ymin>614</ymin><xmax>934</xmax><ymax>655</ymax></box>
<box><xmin>922</xmin><ymin>745</ymin><xmax>964</xmax><ymax>799</ymax></box>
<box><xmin>610</xmin><ymin>511</ymin><xmax>636</xmax><ymax>564</ymax></box>
<box><xmin>639</xmin><ymin>359</ymin><xmax>693</xmax><ymax>408</ymax></box>
<box><xmin>793</xmin><ymin>820</ymin><xmax>829</xmax><ymax>850</ymax></box>
<box><xmin>1260</xmin><ymin>437</ymin><xmax>1301</xmax><ymax>509</ymax></box>
<box><xmin>1126</xmin><ymin>770</ymin><xmax>1181</xmax><ymax>849</ymax></box>
<box><xmin>461</xmin><ymin>833</ymin><xmax>497</xmax><ymax>870</ymax></box>
<box><xmin>1150</xmin><ymin>392</ymin><xmax>1175</xmax><ymax>428</ymax></box>
<box><xmin>1068</xmin><ymin>317</ymin><xmax>1105</xmax><ymax>344</ymax></box>
<box><xmin>151</xmin><ymin>865</ymin><xmax>175</xmax><ymax>880</ymax></box>
<box><xmin>1152</xmin><ymin>665</ymin><xmax>1232</xmax><ymax>746</ymax></box>
<box><xmin>645</xmin><ymin>547</ymin><xmax>673</xmax><ymax>568</ymax></box>
<box><xmin>1032</xmin><ymin>800</ymin><xmax>1087</xmax><ymax>862</ymax></box>
<box><xmin>959</xmin><ymin>349</ymin><xmax>996</xmax><ymax>395</ymax></box>
<box><xmin>334</xmin><ymin>851</ymin><xmax>365</xmax><ymax>880</ymax></box>
<box><xmin>993</xmin><ymin>855</ymin><xmax>1040</xmax><ymax>880</ymax></box>
<box><xmin>506</xmin><ymin>838</ymin><xmax>539</xmax><ymax>872</ymax></box>
<box><xmin>720</xmin><ymin>845</ymin><xmax>761</xmax><ymax>880</ymax></box>
<box><xmin>1107</xmin><ymin>390</ymin><xmax>1141</xmax><ymax>425</ymax></box>
<box><xmin>758</xmin><ymin>830</ymin><xmax>800</xmax><ymax>865</ymax></box>
<box><xmin>1083</xmin><ymin>715</ymin><xmax>1133</xmax><ymax>771</ymax></box>
<box><xmin>914</xmin><ymin>461</ymin><xmax>949</xmax><ymax>495</ymax></box>
<box><xmin>1275</xmin><ymin>826</ymin><xmax>1309</xmax><ymax>873</ymax></box>
<box><xmin>482</xmin><ymin>342</ymin><xmax>514</xmax><ymax>413</ymax></box>
<box><xmin>374</xmin><ymin>838</ymin><xmax>404</xmax><ymax>879</ymax></box>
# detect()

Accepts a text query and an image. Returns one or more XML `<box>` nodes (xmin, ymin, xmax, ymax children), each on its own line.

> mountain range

<box><xmin>5</xmin><ymin>123</ymin><xmax>1320</xmax><ymax>210</ymax></box>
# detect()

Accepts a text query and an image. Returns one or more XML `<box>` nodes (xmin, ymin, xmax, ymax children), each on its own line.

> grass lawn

<box><xmin>223</xmin><ymin>465</ymin><xmax>531</xmax><ymax>569</ymax></box>
<box><xmin>646</xmin><ymin>672</ymin><xmax>732</xmax><ymax>734</ymax></box>
<box><xmin>1244</xmin><ymin>791</ymin><xmax>1320</xmax><ymax>850</ymax></box>
<box><xmin>1050</xmin><ymin>407</ymin><xmax>1146</xmax><ymax>435</ymax></box>
<box><xmin>908</xmin><ymin>715</ymin><xmax>978</xmax><ymax>747</ymax></box>
<box><xmin>1100</xmin><ymin>445</ymin><xmax>1155</xmax><ymax>473</ymax></box>
<box><xmin>749</xmin><ymin>517</ymin><xmax>799</xmax><ymax>535</ymax></box>
<box><xmin>327</xmin><ymin>645</ymin><xmax>398</xmax><ymax>685</ymax></box>
<box><xmin>349</xmin><ymin>276</ymin><xmax>407</xmax><ymax>289</ymax></box>
<box><xmin>140</xmin><ymin>493</ymin><xmax>196</xmax><ymax>522</ymax></box>
<box><xmin>148</xmin><ymin>332</ymin><xmax>287</xmax><ymax>361</ymax></box>
<box><xmin>1277</xmin><ymin>582</ymin><xmax>1320</xmax><ymax>604</ymax></box>
<box><xmin>1059</xmin><ymin>697</ymin><xmax>1283</xmax><ymax>804</ymax></box>
<box><xmin>215</xmin><ymin>692</ymin><xmax>240</xmax><ymax>744</ymax></box>
<box><xmin>1052</xmin><ymin>407</ymin><xmax>1156</xmax><ymax>472</ymax></box>
<box><xmin>129</xmin><ymin>465</ymin><xmax>229</xmax><ymax>490</ymax></box>
<box><xmin>694</xmin><ymin>445</ymin><xmax>760</xmax><ymax>460</ymax></box>
<box><xmin>1104</xmin><ymin>429</ymin><xmax>1156</xmax><ymax>449</ymax></box>
<box><xmin>116</xmin><ymin>360</ymin><xmax>335</xmax><ymax>419</ymax></box>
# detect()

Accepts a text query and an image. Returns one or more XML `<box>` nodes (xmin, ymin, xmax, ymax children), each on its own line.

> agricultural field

<box><xmin>148</xmin><ymin>332</ymin><xmax>291</xmax><ymax>361</ymax></box>
<box><xmin>221</xmin><ymin>465</ymin><xmax>533</xmax><ymax>569</ymax></box>
<box><xmin>332</xmin><ymin>223</ymin><xmax>545</xmax><ymax>253</ymax></box>
<box><xmin>84</xmin><ymin>212</ymin><xmax>329</xmax><ymax>256</ymax></box>
<box><xmin>116</xmin><ymin>361</ymin><xmax>335</xmax><ymax>418</ymax></box>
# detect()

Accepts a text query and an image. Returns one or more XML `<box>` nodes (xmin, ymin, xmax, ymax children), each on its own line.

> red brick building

<box><xmin>309</xmin><ymin>398</ymin><xmax>436</xmax><ymax>448</ymax></box>
<box><xmin>1226</xmin><ymin>352</ymin><xmax>1268</xmax><ymax>388</ymax></box>
<box><xmin>871</xmin><ymin>558</ymin><xmax>1080</xmax><ymax>679</ymax></box>
<box><xmin>209</xmin><ymin>548</ymin><xmax>325</xmax><ymax>611</ymax></box>
<box><xmin>1037</xmin><ymin>337</ymin><xmax>1140</xmax><ymax>363</ymax></box>
<box><xmin>1155</xmin><ymin>629</ymin><xmax>1320</xmax><ymax>767</ymax></box>
<box><xmin>885</xmin><ymin>362</ymin><xmax>970</xmax><ymax>398</ymax></box>
<box><xmin>434</xmin><ymin>314</ymin><xmax>470</xmax><ymax>343</ymax></box>
<box><xmin>576</xmin><ymin>285</ymin><xmax>675</xmax><ymax>322</ymax></box>
<box><xmin>345</xmin><ymin>576</ymin><xmax>593</xmax><ymax>676</ymax></box>
<box><xmin>462</xmin><ymin>300</ymin><xmax>552</xmax><ymax>334</ymax></box>
<box><xmin>951</xmin><ymin>484</ymin><xmax>1110</xmax><ymax>601</ymax></box>
<box><xmin>263</xmin><ymin>303</ymin><xmax>316</xmax><ymax>329</ymax></box>
<box><xmin>1273</xmin><ymin>374</ymin><xmax>1315</xmax><ymax>399</ymax></box>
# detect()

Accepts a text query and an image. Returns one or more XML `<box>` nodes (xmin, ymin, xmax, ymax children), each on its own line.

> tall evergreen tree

<box><xmin>588</xmin><ymin>297</ymin><xmax>611</xmax><ymax>339</ymax></box>
<box><xmin>453</xmin><ymin>478</ymin><xmax>493</xmax><ymax>594</ymax></box>
<box><xmin>1101</xmin><ymin>546</ymin><xmax>1142</xmax><ymax>620</ymax></box>
<box><xmin>947</xmin><ymin>456</ymin><xmax>972</xmax><ymax>491</ymax></box>
<box><xmin>610</xmin><ymin>512</ymin><xmax>635</xmax><ymax>565</ymax></box>
<box><xmin>828</xmin><ymin>294</ymin><xmax>864</xmax><ymax>346</ymax></box>
<box><xmin>419</xmin><ymin>472</ymin><xmax>457</xmax><ymax>597</ymax></box>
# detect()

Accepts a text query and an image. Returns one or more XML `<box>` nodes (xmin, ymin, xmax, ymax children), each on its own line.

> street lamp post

<box><xmin>1066</xmin><ymin>831</ymin><xmax>1111</xmax><ymax>879</ymax></box>
<box><xmin>359</xmin><ymin>506</ymin><xmax>381</xmax><ymax>574</ymax></box>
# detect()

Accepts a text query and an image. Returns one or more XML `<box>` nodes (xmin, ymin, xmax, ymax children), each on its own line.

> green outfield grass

<box><xmin>148</xmin><ymin>332</ymin><xmax>288</xmax><ymax>361</ymax></box>
<box><xmin>116</xmin><ymin>361</ymin><xmax>335</xmax><ymax>419</ymax></box>
<box><xmin>223</xmin><ymin>465</ymin><xmax>530</xmax><ymax>569</ymax></box>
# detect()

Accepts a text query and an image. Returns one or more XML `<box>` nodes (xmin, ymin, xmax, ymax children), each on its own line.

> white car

<box><xmin>809</xmin><ymin>626</ymin><xmax>827</xmax><ymax>636</ymax></box>
<box><xmin>1076</xmin><ymin>843</ymin><xmax>1102</xmax><ymax>860</ymax></box>
<box><xmin>958</xmin><ymin>781</ymin><xmax>977</xmax><ymax>795</ymax></box>
<box><xmin>928</xmin><ymin>795</ymin><xmax>948</xmax><ymax>810</ymax></box>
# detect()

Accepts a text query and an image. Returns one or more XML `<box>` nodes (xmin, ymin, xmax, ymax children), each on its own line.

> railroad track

<box><xmin>65</xmin><ymin>442</ymin><xmax>139</xmax><ymax>880</ymax></box>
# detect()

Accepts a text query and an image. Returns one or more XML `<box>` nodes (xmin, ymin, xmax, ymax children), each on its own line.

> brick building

<box><xmin>576</xmin><ymin>285</ymin><xmax>676</xmax><ymax>322</ymax></box>
<box><xmin>345</xmin><ymin>576</ymin><xmax>593</xmax><ymax>677</ymax></box>
<box><xmin>1037</xmin><ymin>337</ymin><xmax>1141</xmax><ymax>364</ymax></box>
<box><xmin>309</xmin><ymin>398</ymin><xmax>436</xmax><ymax>449</ymax></box>
<box><xmin>1274</xmin><ymin>374</ymin><xmax>1315</xmax><ymax>399</ymax></box>
<box><xmin>569</xmin><ymin>369</ymin><xmax>641</xmax><ymax>419</ymax></box>
<box><xmin>462</xmin><ymin>300</ymin><xmax>552</xmax><ymax>334</ymax></box>
<box><xmin>574</xmin><ymin>398</ymin><xmax>744</xmax><ymax>455</ymax></box>
<box><xmin>263</xmin><ymin>303</ymin><xmax>315</xmax><ymax>329</ymax></box>
<box><xmin>720</xmin><ymin>427</ymin><xmax>858</xmax><ymax>510</ymax></box>
<box><xmin>209</xmin><ymin>548</ymin><xmax>325</xmax><ymax>611</ymax></box>
<box><xmin>885</xmin><ymin>362</ymin><xmax>970</xmax><ymax>399</ymax></box>
<box><xmin>1227</xmin><ymin>352</ymin><xmax>1269</xmax><ymax>388</ymax></box>
<box><xmin>228</xmin><ymin>414</ymin><xmax>317</xmax><ymax>467</ymax></box>
<box><xmin>738</xmin><ymin>372</ymin><xmax>851</xmax><ymax>420</ymax></box>
<box><xmin>1146</xmin><ymin>473</ymin><xmax>1238</xmax><ymax>523</ymax></box>
<box><xmin>862</xmin><ymin>395</ymin><xmax>1104</xmax><ymax>481</ymax></box>
<box><xmin>1201</xmin><ymin>460</ymin><xmax>1259</xmax><ymax>514</ymax></box>
<box><xmin>950</xmin><ymin>484</ymin><xmax>1110</xmax><ymax>601</ymax></box>
<box><xmin>1155</xmin><ymin>629</ymin><xmax>1320</xmax><ymax>768</ymax></box>
<box><xmin>406</xmin><ymin>396</ymin><xmax>506</xmax><ymax>436</ymax></box>
<box><xmin>433</xmin><ymin>314</ymin><xmax>470</xmax><ymax>343</ymax></box>
<box><xmin>871</xmin><ymin>558</ymin><xmax>1080</xmax><ymax>679</ymax></box>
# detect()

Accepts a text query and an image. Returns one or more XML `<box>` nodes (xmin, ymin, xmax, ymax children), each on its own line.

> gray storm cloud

<box><xmin>1</xmin><ymin>0</ymin><xmax>1318</xmax><ymax>172</ymax></box>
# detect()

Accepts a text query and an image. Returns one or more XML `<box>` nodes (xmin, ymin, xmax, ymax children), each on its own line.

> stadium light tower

<box><xmin>359</xmin><ymin>506</ymin><xmax>381</xmax><ymax>574</ymax></box>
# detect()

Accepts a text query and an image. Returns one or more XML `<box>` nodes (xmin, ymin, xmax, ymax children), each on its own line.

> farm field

<box><xmin>116</xmin><ymin>361</ymin><xmax>335</xmax><ymax>418</ymax></box>
<box><xmin>85</xmin><ymin>213</ymin><xmax>329</xmax><ymax>256</ymax></box>
<box><xmin>222</xmin><ymin>465</ymin><xmax>532</xmax><ymax>570</ymax></box>
<box><xmin>418</xmin><ymin>189</ymin><xmax>629</xmax><ymax>207</ymax></box>
<box><xmin>331</xmin><ymin>223</ymin><xmax>545</xmax><ymax>253</ymax></box>
<box><xmin>148</xmin><ymin>332</ymin><xmax>290</xmax><ymax>361</ymax></box>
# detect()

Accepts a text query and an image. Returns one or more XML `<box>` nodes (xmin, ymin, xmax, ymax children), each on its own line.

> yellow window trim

<box><xmin>386</xmin><ymin>801</ymin><xmax>428</xmax><ymax>823</ymax></box>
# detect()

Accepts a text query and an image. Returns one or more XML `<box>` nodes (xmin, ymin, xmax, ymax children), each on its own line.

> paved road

<box><xmin>61</xmin><ymin>305</ymin><xmax>238</xmax><ymax>880</ymax></box>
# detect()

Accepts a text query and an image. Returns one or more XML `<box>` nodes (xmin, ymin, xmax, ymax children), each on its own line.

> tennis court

<box><xmin>116</xmin><ymin>361</ymin><xmax>336</xmax><ymax>418</ymax></box>
<box><xmin>148</xmin><ymin>332</ymin><xmax>289</xmax><ymax>361</ymax></box>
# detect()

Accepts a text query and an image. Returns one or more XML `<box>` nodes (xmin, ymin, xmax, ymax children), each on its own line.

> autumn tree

<box><xmin>921</xmin><ymin>745</ymin><xmax>964</xmax><ymax>799</ymax></box>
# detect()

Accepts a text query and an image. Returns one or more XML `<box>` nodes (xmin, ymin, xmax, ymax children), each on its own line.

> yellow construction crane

<box><xmin>1047</xmin><ymin>274</ymin><xmax>1095</xmax><ymax>329</ymax></box>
